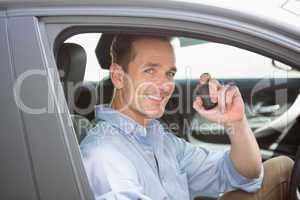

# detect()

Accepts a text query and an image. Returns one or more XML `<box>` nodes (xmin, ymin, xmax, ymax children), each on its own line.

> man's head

<box><xmin>109</xmin><ymin>34</ymin><xmax>176</xmax><ymax>124</ymax></box>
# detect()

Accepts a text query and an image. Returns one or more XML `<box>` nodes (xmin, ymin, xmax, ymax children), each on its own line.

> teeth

<box><xmin>144</xmin><ymin>95</ymin><xmax>162</xmax><ymax>101</ymax></box>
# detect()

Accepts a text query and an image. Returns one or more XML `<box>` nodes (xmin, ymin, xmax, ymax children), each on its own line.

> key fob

<box><xmin>194</xmin><ymin>83</ymin><xmax>217</xmax><ymax>110</ymax></box>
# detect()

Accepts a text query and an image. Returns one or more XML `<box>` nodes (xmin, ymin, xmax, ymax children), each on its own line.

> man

<box><xmin>80</xmin><ymin>34</ymin><xmax>293</xmax><ymax>199</ymax></box>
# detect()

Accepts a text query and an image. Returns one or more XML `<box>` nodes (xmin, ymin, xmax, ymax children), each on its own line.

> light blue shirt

<box><xmin>80</xmin><ymin>105</ymin><xmax>263</xmax><ymax>200</ymax></box>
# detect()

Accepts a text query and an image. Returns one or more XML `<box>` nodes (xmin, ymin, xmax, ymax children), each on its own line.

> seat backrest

<box><xmin>73</xmin><ymin>78</ymin><xmax>114</xmax><ymax>121</ymax></box>
<box><xmin>71</xmin><ymin>34</ymin><xmax>115</xmax><ymax>121</ymax></box>
<box><xmin>72</xmin><ymin>82</ymin><xmax>98</xmax><ymax>121</ymax></box>
<box><xmin>56</xmin><ymin>43</ymin><xmax>96</xmax><ymax>141</ymax></box>
<box><xmin>95</xmin><ymin>33</ymin><xmax>114</xmax><ymax>69</ymax></box>
<box><xmin>97</xmin><ymin>77</ymin><xmax>114</xmax><ymax>104</ymax></box>
<box><xmin>56</xmin><ymin>42</ymin><xmax>87</xmax><ymax>109</ymax></box>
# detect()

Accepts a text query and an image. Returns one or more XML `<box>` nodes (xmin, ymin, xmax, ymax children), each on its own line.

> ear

<box><xmin>110</xmin><ymin>63</ymin><xmax>125</xmax><ymax>89</ymax></box>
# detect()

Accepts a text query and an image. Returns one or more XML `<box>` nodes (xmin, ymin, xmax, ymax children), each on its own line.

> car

<box><xmin>1</xmin><ymin>0</ymin><xmax>300</xmax><ymax>199</ymax></box>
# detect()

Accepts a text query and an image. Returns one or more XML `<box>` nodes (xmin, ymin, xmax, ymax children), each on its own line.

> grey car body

<box><xmin>1</xmin><ymin>0</ymin><xmax>300</xmax><ymax>200</ymax></box>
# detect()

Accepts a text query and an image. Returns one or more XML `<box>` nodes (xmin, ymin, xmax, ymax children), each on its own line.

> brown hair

<box><xmin>110</xmin><ymin>34</ymin><xmax>172</xmax><ymax>72</ymax></box>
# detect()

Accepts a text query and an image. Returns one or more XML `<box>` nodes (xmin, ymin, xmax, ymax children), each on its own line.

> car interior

<box><xmin>55</xmin><ymin>31</ymin><xmax>300</xmax><ymax>199</ymax></box>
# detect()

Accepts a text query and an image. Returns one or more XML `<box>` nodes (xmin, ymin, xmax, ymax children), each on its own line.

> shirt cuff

<box><xmin>223</xmin><ymin>150</ymin><xmax>264</xmax><ymax>193</ymax></box>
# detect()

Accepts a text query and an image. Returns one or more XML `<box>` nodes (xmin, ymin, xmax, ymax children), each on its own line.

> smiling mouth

<box><xmin>142</xmin><ymin>95</ymin><xmax>164</xmax><ymax>101</ymax></box>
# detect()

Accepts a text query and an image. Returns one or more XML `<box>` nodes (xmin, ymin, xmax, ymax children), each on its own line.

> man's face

<box><xmin>120</xmin><ymin>38</ymin><xmax>176</xmax><ymax>120</ymax></box>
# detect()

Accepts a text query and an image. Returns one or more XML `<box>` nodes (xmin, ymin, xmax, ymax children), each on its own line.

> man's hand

<box><xmin>193</xmin><ymin>73</ymin><xmax>262</xmax><ymax>179</ymax></box>
<box><xmin>193</xmin><ymin>73</ymin><xmax>245</xmax><ymax>124</ymax></box>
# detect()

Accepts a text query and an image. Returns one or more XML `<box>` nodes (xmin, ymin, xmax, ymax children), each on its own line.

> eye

<box><xmin>144</xmin><ymin>68</ymin><xmax>155</xmax><ymax>74</ymax></box>
<box><xmin>167</xmin><ymin>71</ymin><xmax>176</xmax><ymax>78</ymax></box>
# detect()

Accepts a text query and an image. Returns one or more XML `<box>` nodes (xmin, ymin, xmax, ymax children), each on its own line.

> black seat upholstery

<box><xmin>95</xmin><ymin>34</ymin><xmax>114</xmax><ymax>69</ymax></box>
<box><xmin>97</xmin><ymin>77</ymin><xmax>114</xmax><ymax>105</ymax></box>
<box><xmin>56</xmin><ymin>43</ymin><xmax>87</xmax><ymax>112</ymax></box>
<box><xmin>57</xmin><ymin>37</ymin><xmax>115</xmax><ymax>123</ymax></box>
<box><xmin>70</xmin><ymin>33</ymin><xmax>115</xmax><ymax>120</ymax></box>
<box><xmin>95</xmin><ymin>33</ymin><xmax>115</xmax><ymax>104</ymax></box>
<box><xmin>92</xmin><ymin>34</ymin><xmax>115</xmax><ymax>118</ymax></box>
<box><xmin>74</xmin><ymin>78</ymin><xmax>114</xmax><ymax>121</ymax></box>
<box><xmin>57</xmin><ymin>43</ymin><xmax>99</xmax><ymax>120</ymax></box>
<box><xmin>56</xmin><ymin>43</ymin><xmax>86</xmax><ymax>101</ymax></box>
<box><xmin>56</xmin><ymin>42</ymin><xmax>95</xmax><ymax>142</ymax></box>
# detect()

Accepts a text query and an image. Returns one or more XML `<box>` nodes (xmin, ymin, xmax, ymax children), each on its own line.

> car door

<box><xmin>2</xmin><ymin>1</ymin><xmax>300</xmax><ymax>200</ymax></box>
<box><xmin>47</xmin><ymin>11</ymin><xmax>299</xmax><ymax>200</ymax></box>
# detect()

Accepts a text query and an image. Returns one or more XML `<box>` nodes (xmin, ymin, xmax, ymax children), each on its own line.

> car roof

<box><xmin>1</xmin><ymin>0</ymin><xmax>299</xmax><ymax>40</ymax></box>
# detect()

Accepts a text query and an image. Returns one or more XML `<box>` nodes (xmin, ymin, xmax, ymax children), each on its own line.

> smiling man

<box><xmin>80</xmin><ymin>34</ymin><xmax>293</xmax><ymax>200</ymax></box>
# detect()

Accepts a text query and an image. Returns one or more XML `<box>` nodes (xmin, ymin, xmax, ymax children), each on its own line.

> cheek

<box><xmin>128</xmin><ymin>82</ymin><xmax>147</xmax><ymax>104</ymax></box>
<box><xmin>166</xmin><ymin>82</ymin><xmax>175</xmax><ymax>95</ymax></box>
<box><xmin>121</xmin><ymin>81</ymin><xmax>136</xmax><ymax>102</ymax></box>
<box><xmin>136</xmin><ymin>81</ymin><xmax>158</xmax><ymax>94</ymax></box>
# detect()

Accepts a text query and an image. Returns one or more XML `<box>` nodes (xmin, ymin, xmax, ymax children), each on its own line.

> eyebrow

<box><xmin>142</xmin><ymin>62</ymin><xmax>177</xmax><ymax>72</ymax></box>
<box><xmin>142</xmin><ymin>62</ymin><xmax>160</xmax><ymax>68</ymax></box>
<box><xmin>169</xmin><ymin>67</ymin><xmax>177</xmax><ymax>73</ymax></box>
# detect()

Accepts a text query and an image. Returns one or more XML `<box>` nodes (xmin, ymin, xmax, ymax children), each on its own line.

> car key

<box><xmin>194</xmin><ymin>81</ymin><xmax>218</xmax><ymax>110</ymax></box>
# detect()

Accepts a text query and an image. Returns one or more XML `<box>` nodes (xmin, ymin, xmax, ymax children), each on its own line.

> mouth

<box><xmin>142</xmin><ymin>94</ymin><xmax>164</xmax><ymax>103</ymax></box>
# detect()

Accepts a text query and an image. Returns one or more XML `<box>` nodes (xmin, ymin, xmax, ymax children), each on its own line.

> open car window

<box><xmin>59</xmin><ymin>32</ymin><xmax>300</xmax><ymax>161</ymax></box>
<box><xmin>174</xmin><ymin>37</ymin><xmax>300</xmax><ymax>79</ymax></box>
<box><xmin>66</xmin><ymin>34</ymin><xmax>300</xmax><ymax>81</ymax></box>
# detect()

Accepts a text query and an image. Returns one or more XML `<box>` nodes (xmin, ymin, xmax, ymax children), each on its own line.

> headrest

<box><xmin>56</xmin><ymin>43</ymin><xmax>87</xmax><ymax>84</ymax></box>
<box><xmin>95</xmin><ymin>34</ymin><xmax>115</xmax><ymax>69</ymax></box>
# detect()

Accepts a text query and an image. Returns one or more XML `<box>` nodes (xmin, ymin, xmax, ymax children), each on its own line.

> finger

<box><xmin>217</xmin><ymin>85</ymin><xmax>228</xmax><ymax>114</ymax></box>
<box><xmin>225</xmin><ymin>85</ymin><xmax>238</xmax><ymax>109</ymax></box>
<box><xmin>193</xmin><ymin>101</ymin><xmax>220</xmax><ymax>122</ymax></box>
<box><xmin>208</xmin><ymin>79</ymin><xmax>221</xmax><ymax>103</ymax></box>
<box><xmin>193</xmin><ymin>96</ymin><xmax>204</xmax><ymax>112</ymax></box>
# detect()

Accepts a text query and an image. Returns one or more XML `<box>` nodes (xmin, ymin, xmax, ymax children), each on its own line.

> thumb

<box><xmin>193</xmin><ymin>96</ymin><xmax>204</xmax><ymax>113</ymax></box>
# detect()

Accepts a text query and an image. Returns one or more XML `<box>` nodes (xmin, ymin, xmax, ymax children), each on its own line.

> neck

<box><xmin>111</xmin><ymin>91</ymin><xmax>151</xmax><ymax>127</ymax></box>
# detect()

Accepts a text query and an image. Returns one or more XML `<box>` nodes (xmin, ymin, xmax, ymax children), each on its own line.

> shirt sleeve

<box><xmin>80</xmin><ymin>139</ymin><xmax>153</xmax><ymax>200</ymax></box>
<box><xmin>170</xmin><ymin>135</ymin><xmax>264</xmax><ymax>196</ymax></box>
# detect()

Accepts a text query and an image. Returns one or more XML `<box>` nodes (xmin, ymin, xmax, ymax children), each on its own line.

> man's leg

<box><xmin>220</xmin><ymin>156</ymin><xmax>294</xmax><ymax>200</ymax></box>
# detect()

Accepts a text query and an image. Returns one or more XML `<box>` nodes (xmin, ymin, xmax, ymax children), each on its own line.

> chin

<box><xmin>143</xmin><ymin>108</ymin><xmax>165</xmax><ymax>119</ymax></box>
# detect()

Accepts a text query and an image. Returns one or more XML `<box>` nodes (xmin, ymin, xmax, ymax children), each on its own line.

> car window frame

<box><xmin>40</xmin><ymin>14</ymin><xmax>300</xmax><ymax>199</ymax></box>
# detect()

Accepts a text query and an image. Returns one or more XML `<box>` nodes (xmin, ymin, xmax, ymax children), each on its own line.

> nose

<box><xmin>157</xmin><ymin>77</ymin><xmax>174</xmax><ymax>96</ymax></box>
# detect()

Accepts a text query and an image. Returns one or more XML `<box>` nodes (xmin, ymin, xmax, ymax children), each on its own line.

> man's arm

<box><xmin>227</xmin><ymin>116</ymin><xmax>262</xmax><ymax>178</ymax></box>
<box><xmin>193</xmin><ymin>73</ymin><xmax>262</xmax><ymax>180</ymax></box>
<box><xmin>168</xmin><ymin>133</ymin><xmax>263</xmax><ymax>196</ymax></box>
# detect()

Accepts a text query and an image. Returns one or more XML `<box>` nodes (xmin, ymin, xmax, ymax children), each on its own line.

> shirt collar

<box><xmin>95</xmin><ymin>104</ymin><xmax>162</xmax><ymax>137</ymax></box>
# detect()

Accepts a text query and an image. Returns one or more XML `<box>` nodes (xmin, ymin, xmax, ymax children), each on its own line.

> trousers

<box><xmin>220</xmin><ymin>156</ymin><xmax>294</xmax><ymax>200</ymax></box>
